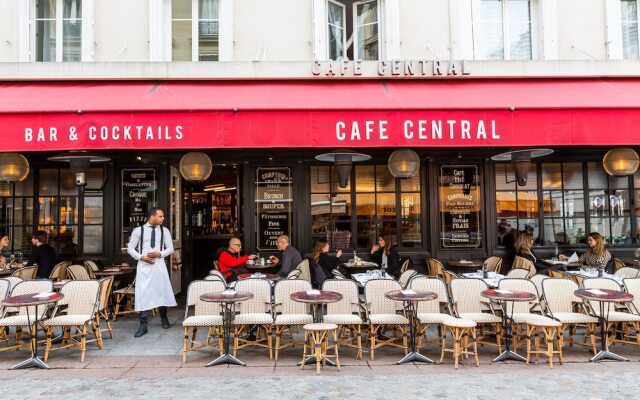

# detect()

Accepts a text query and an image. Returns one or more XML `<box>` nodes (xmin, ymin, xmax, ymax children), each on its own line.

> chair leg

<box><xmin>183</xmin><ymin>327</ymin><xmax>190</xmax><ymax>363</ymax></box>
<box><xmin>356</xmin><ymin>325</ymin><xmax>362</xmax><ymax>360</ymax></box>
<box><xmin>80</xmin><ymin>325</ymin><xmax>87</xmax><ymax>362</ymax></box>
<box><xmin>44</xmin><ymin>326</ymin><xmax>53</xmax><ymax>362</ymax></box>
<box><xmin>315</xmin><ymin>331</ymin><xmax>322</xmax><ymax>375</ymax></box>
<box><xmin>472</xmin><ymin>328</ymin><xmax>479</xmax><ymax>367</ymax></box>
<box><xmin>453</xmin><ymin>328</ymin><xmax>460</xmax><ymax>370</ymax></box>
<box><xmin>546</xmin><ymin>327</ymin><xmax>554</xmax><ymax>369</ymax></box>
<box><xmin>333</xmin><ymin>329</ymin><xmax>341</xmax><ymax>371</ymax></box>
<box><xmin>370</xmin><ymin>325</ymin><xmax>376</xmax><ymax>361</ymax></box>
<box><xmin>526</xmin><ymin>325</ymin><xmax>532</xmax><ymax>364</ymax></box>
<box><xmin>439</xmin><ymin>327</ymin><xmax>446</xmax><ymax>364</ymax></box>
<box><xmin>558</xmin><ymin>327</ymin><xmax>564</xmax><ymax>365</ymax></box>
<box><xmin>275</xmin><ymin>328</ymin><xmax>281</xmax><ymax>361</ymax></box>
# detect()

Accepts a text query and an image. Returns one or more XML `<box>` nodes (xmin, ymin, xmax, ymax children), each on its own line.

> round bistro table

<box><xmin>2</xmin><ymin>292</ymin><xmax>64</xmax><ymax>369</ymax></box>
<box><xmin>385</xmin><ymin>290</ymin><xmax>438</xmax><ymax>365</ymax></box>
<box><xmin>481</xmin><ymin>289</ymin><xmax>536</xmax><ymax>362</ymax></box>
<box><xmin>237</xmin><ymin>272</ymin><xmax>280</xmax><ymax>281</ymax></box>
<box><xmin>200</xmin><ymin>290</ymin><xmax>254</xmax><ymax>367</ymax></box>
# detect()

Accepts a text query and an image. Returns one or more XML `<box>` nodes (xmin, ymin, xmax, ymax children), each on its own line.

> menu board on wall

<box><xmin>256</xmin><ymin>167</ymin><xmax>292</xmax><ymax>250</ymax></box>
<box><xmin>440</xmin><ymin>165</ymin><xmax>481</xmax><ymax>248</ymax></box>
<box><xmin>121</xmin><ymin>168</ymin><xmax>157</xmax><ymax>249</ymax></box>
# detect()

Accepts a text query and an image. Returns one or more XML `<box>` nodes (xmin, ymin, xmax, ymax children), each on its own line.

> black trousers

<box><xmin>139</xmin><ymin>307</ymin><xmax>167</xmax><ymax>325</ymax></box>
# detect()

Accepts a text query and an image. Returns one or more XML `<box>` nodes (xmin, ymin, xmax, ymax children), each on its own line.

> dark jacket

<box><xmin>310</xmin><ymin>254</ymin><xmax>337</xmax><ymax>288</ymax></box>
<box><xmin>517</xmin><ymin>250</ymin><xmax>559</xmax><ymax>276</ymax></box>
<box><xmin>277</xmin><ymin>245</ymin><xmax>303</xmax><ymax>277</ymax></box>
<box><xmin>371</xmin><ymin>246</ymin><xmax>401</xmax><ymax>279</ymax></box>
<box><xmin>28</xmin><ymin>244</ymin><xmax>57</xmax><ymax>279</ymax></box>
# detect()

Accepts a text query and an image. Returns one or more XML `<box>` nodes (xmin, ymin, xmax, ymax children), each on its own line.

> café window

<box><xmin>621</xmin><ymin>0</ymin><xmax>639</xmax><ymax>59</ymax></box>
<box><xmin>473</xmin><ymin>0</ymin><xmax>534</xmax><ymax>60</ymax></box>
<box><xmin>587</xmin><ymin>162</ymin><xmax>632</xmax><ymax>245</ymax></box>
<box><xmin>440</xmin><ymin>165</ymin><xmax>482</xmax><ymax>249</ymax></box>
<box><xmin>172</xmin><ymin>0</ymin><xmax>220</xmax><ymax>61</ymax></box>
<box><xmin>635</xmin><ymin>171</ymin><xmax>640</xmax><ymax>241</ymax></box>
<box><xmin>541</xmin><ymin>163</ymin><xmax>585</xmax><ymax>246</ymax></box>
<box><xmin>35</xmin><ymin>0</ymin><xmax>84</xmax><ymax>62</ymax></box>
<box><xmin>0</xmin><ymin>172</ymin><xmax>35</xmax><ymax>255</ymax></box>
<box><xmin>310</xmin><ymin>164</ymin><xmax>422</xmax><ymax>251</ymax></box>
<box><xmin>326</xmin><ymin>0</ymin><xmax>380</xmax><ymax>61</ymax></box>
<box><xmin>495</xmin><ymin>163</ymin><xmax>539</xmax><ymax>246</ymax></box>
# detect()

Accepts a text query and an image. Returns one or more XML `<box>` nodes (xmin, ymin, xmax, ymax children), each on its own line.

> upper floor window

<box><xmin>621</xmin><ymin>0</ymin><xmax>639</xmax><ymax>59</ymax></box>
<box><xmin>35</xmin><ymin>0</ymin><xmax>82</xmax><ymax>61</ymax></box>
<box><xmin>172</xmin><ymin>0</ymin><xmax>219</xmax><ymax>61</ymax></box>
<box><xmin>475</xmin><ymin>0</ymin><xmax>533</xmax><ymax>60</ymax></box>
<box><xmin>327</xmin><ymin>0</ymin><xmax>380</xmax><ymax>61</ymax></box>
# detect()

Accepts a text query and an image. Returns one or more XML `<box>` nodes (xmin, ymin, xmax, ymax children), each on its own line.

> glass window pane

<box><xmin>589</xmin><ymin>190</ymin><xmax>609</xmax><ymax>217</ymax></box>
<box><xmin>198</xmin><ymin>0</ymin><xmax>219</xmax><ymax>64</ymax></box>
<box><xmin>38</xmin><ymin>197</ymin><xmax>58</xmax><ymax>225</ymax></box>
<box><xmin>311</xmin><ymin>166</ymin><xmax>331</xmax><ymax>193</ymax></box>
<box><xmin>355</xmin><ymin>165</ymin><xmax>375</xmax><ymax>192</ymax></box>
<box><xmin>518</xmin><ymin>218</ymin><xmax>539</xmax><ymax>242</ymax></box>
<box><xmin>622</xmin><ymin>0</ymin><xmax>639</xmax><ymax>60</ymax></box>
<box><xmin>355</xmin><ymin>194</ymin><xmax>375</xmax><ymax>219</ymax></box>
<box><xmin>356</xmin><ymin>221</ymin><xmax>376</xmax><ymax>249</ymax></box>
<box><xmin>172</xmin><ymin>0</ymin><xmax>192</xmax><ymax>19</ymax></box>
<box><xmin>36</xmin><ymin>19</ymin><xmax>56</xmax><ymax>62</ymax></box>
<box><xmin>63</xmin><ymin>0</ymin><xmax>81</xmax><ymax>18</ymax></box>
<box><xmin>517</xmin><ymin>190</ymin><xmax>539</xmax><ymax>219</ymax></box>
<box><xmin>479</xmin><ymin>0</ymin><xmax>504</xmax><ymax>60</ymax></box>
<box><xmin>375</xmin><ymin>165</ymin><xmax>395</xmax><ymax>192</ymax></box>
<box><xmin>542</xmin><ymin>164</ymin><xmax>562</xmax><ymax>189</ymax></box>
<box><xmin>84</xmin><ymin>196</ymin><xmax>103</xmax><ymax>224</ymax></box>
<box><xmin>13</xmin><ymin>227</ymin><xmax>31</xmax><ymax>254</ymax></box>
<box><xmin>86</xmin><ymin>167</ymin><xmax>104</xmax><ymax>189</ymax></box>
<box><xmin>376</xmin><ymin>193</ymin><xmax>396</xmax><ymax>220</ymax></box>
<box><xmin>400</xmin><ymin>193</ymin><xmax>420</xmax><ymax>219</ymax></box>
<box><xmin>14</xmin><ymin>198</ymin><xmax>34</xmax><ymax>226</ymax></box>
<box><xmin>609</xmin><ymin>189</ymin><xmax>630</xmax><ymax>217</ymax></box>
<box><xmin>634</xmin><ymin>171</ymin><xmax>640</xmax><ymax>189</ymax></box>
<box><xmin>199</xmin><ymin>0</ymin><xmax>218</xmax><ymax>19</ymax></box>
<box><xmin>60</xmin><ymin>169</ymin><xmax>78</xmax><ymax>196</ymax></box>
<box><xmin>83</xmin><ymin>225</ymin><xmax>102</xmax><ymax>254</ymax></box>
<box><xmin>565</xmin><ymin>218</ymin><xmax>586</xmax><ymax>245</ymax></box>
<box><xmin>497</xmin><ymin>218</ymin><xmax>517</xmax><ymax>246</ymax></box>
<box><xmin>62</xmin><ymin>20</ymin><xmax>82</xmax><ymax>62</ymax></box>
<box><xmin>60</xmin><ymin>196</ymin><xmax>78</xmax><ymax>225</ymax></box>
<box><xmin>562</xmin><ymin>163</ymin><xmax>583</xmax><ymax>190</ymax></box>
<box><xmin>587</xmin><ymin>162</ymin><xmax>608</xmax><ymax>188</ymax></box>
<box><xmin>401</xmin><ymin>220</ymin><xmax>421</xmax><ymax>247</ymax></box>
<box><xmin>380</xmin><ymin>220</ymin><xmax>397</xmax><ymax>238</ymax></box>
<box><xmin>172</xmin><ymin>20</ymin><xmax>192</xmax><ymax>61</ymax></box>
<box><xmin>590</xmin><ymin>217</ymin><xmax>610</xmax><ymax>244</ymax></box>
<box><xmin>0</xmin><ymin>198</ymin><xmax>13</xmax><ymax>227</ymax></box>
<box><xmin>39</xmin><ymin>169</ymin><xmax>58</xmax><ymax>196</ymax></box>
<box><xmin>14</xmin><ymin>170</ymin><xmax>34</xmax><ymax>196</ymax></box>
<box><xmin>401</xmin><ymin>170</ymin><xmax>421</xmax><ymax>192</ymax></box>
<box><xmin>355</xmin><ymin>1</ymin><xmax>379</xmax><ymax>60</ymax></box>
<box><xmin>609</xmin><ymin>175</ymin><xmax>629</xmax><ymax>190</ymax></box>
<box><xmin>508</xmin><ymin>0</ymin><xmax>532</xmax><ymax>60</ymax></box>
<box><xmin>56</xmin><ymin>225</ymin><xmax>78</xmax><ymax>255</ymax></box>
<box><xmin>496</xmin><ymin>191</ymin><xmax>516</xmax><ymax>218</ymax></box>
<box><xmin>543</xmin><ymin>190</ymin><xmax>563</xmax><ymax>217</ymax></box>
<box><xmin>328</xmin><ymin>1</ymin><xmax>345</xmax><ymax>60</ymax></box>
<box><xmin>332</xmin><ymin>193</ymin><xmax>351</xmax><ymax>221</ymax></box>
<box><xmin>611</xmin><ymin>217</ymin><xmax>632</xmax><ymax>244</ymax></box>
<box><xmin>495</xmin><ymin>163</ymin><xmax>516</xmax><ymax>191</ymax></box>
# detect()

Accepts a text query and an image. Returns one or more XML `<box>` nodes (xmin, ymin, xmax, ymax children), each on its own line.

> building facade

<box><xmin>1</xmin><ymin>0</ymin><xmax>640</xmax><ymax>291</ymax></box>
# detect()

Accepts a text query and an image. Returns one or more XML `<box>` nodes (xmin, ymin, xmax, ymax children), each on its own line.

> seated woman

<box><xmin>562</xmin><ymin>232</ymin><xmax>612</xmax><ymax>272</ymax></box>
<box><xmin>514</xmin><ymin>231</ymin><xmax>550</xmax><ymax>275</ymax></box>
<box><xmin>309</xmin><ymin>239</ymin><xmax>342</xmax><ymax>287</ymax></box>
<box><xmin>0</xmin><ymin>232</ymin><xmax>8</xmax><ymax>268</ymax></box>
<box><xmin>370</xmin><ymin>234</ymin><xmax>401</xmax><ymax>279</ymax></box>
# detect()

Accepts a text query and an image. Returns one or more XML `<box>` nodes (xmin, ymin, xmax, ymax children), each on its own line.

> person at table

<box><xmin>0</xmin><ymin>232</ymin><xmax>9</xmax><ymax>268</ymax></box>
<box><xmin>127</xmin><ymin>208</ymin><xmax>177</xmax><ymax>338</ymax></box>
<box><xmin>218</xmin><ymin>238</ymin><xmax>257</xmax><ymax>282</ymax></box>
<box><xmin>27</xmin><ymin>230</ymin><xmax>57</xmax><ymax>279</ymax></box>
<box><xmin>515</xmin><ymin>231</ymin><xmax>552</xmax><ymax>275</ymax></box>
<box><xmin>370</xmin><ymin>234</ymin><xmax>401</xmax><ymax>279</ymax></box>
<box><xmin>310</xmin><ymin>239</ymin><xmax>342</xmax><ymax>287</ymax></box>
<box><xmin>271</xmin><ymin>235</ymin><xmax>302</xmax><ymax>278</ymax></box>
<box><xmin>560</xmin><ymin>231</ymin><xmax>612</xmax><ymax>271</ymax></box>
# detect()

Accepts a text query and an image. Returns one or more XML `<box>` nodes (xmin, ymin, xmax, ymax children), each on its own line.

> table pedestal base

<box><xmin>298</xmin><ymin>356</ymin><xmax>337</xmax><ymax>367</ymax></box>
<box><xmin>397</xmin><ymin>351</ymin><xmax>434</xmax><ymax>365</ymax></box>
<box><xmin>206</xmin><ymin>353</ymin><xmax>246</xmax><ymax>367</ymax></box>
<box><xmin>493</xmin><ymin>349</ymin><xmax>527</xmax><ymax>362</ymax></box>
<box><xmin>10</xmin><ymin>356</ymin><xmax>49</xmax><ymax>370</ymax></box>
<box><xmin>590</xmin><ymin>350</ymin><xmax>628</xmax><ymax>362</ymax></box>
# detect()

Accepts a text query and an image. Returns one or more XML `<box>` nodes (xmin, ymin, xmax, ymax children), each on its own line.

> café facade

<box><xmin>1</xmin><ymin>61</ymin><xmax>640</xmax><ymax>292</ymax></box>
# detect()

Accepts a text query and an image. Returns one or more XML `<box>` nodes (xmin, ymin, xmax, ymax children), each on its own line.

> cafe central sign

<box><xmin>312</xmin><ymin>59</ymin><xmax>470</xmax><ymax>78</ymax></box>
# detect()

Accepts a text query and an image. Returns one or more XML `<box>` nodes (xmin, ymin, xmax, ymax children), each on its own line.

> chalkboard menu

<box><xmin>256</xmin><ymin>167</ymin><xmax>292</xmax><ymax>250</ymax></box>
<box><xmin>121</xmin><ymin>168</ymin><xmax>157</xmax><ymax>248</ymax></box>
<box><xmin>439</xmin><ymin>165</ymin><xmax>481</xmax><ymax>248</ymax></box>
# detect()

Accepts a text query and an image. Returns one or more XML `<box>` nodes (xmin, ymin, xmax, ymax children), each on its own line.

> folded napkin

<box><xmin>400</xmin><ymin>289</ymin><xmax>416</xmax><ymax>295</ymax></box>
<box><xmin>221</xmin><ymin>290</ymin><xmax>236</xmax><ymax>296</ymax></box>
<box><xmin>586</xmin><ymin>289</ymin><xmax>607</xmax><ymax>295</ymax></box>
<box><xmin>306</xmin><ymin>290</ymin><xmax>321</xmax><ymax>296</ymax></box>
<box><xmin>493</xmin><ymin>289</ymin><xmax>513</xmax><ymax>294</ymax></box>
<box><xmin>459</xmin><ymin>260</ymin><xmax>472</xmax><ymax>264</ymax></box>
<box><xmin>33</xmin><ymin>292</ymin><xmax>56</xmax><ymax>299</ymax></box>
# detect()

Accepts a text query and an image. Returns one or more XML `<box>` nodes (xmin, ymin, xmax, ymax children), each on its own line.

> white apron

<box><xmin>127</xmin><ymin>223</ymin><xmax>177</xmax><ymax>311</ymax></box>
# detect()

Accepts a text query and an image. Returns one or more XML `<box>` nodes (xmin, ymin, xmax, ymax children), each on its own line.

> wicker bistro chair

<box><xmin>273</xmin><ymin>279</ymin><xmax>314</xmax><ymax>361</ymax></box>
<box><xmin>582</xmin><ymin>277</ymin><xmax>640</xmax><ymax>349</ymax></box>
<box><xmin>12</xmin><ymin>265</ymin><xmax>38</xmax><ymax>280</ymax></box>
<box><xmin>541</xmin><ymin>278</ymin><xmax>598</xmax><ymax>354</ymax></box>
<box><xmin>0</xmin><ymin>280</ymin><xmax>53</xmax><ymax>353</ymax></box>
<box><xmin>49</xmin><ymin>260</ymin><xmax>71</xmax><ymax>280</ymax></box>
<box><xmin>321</xmin><ymin>279</ymin><xmax>364</xmax><ymax>359</ymax></box>
<box><xmin>485</xmin><ymin>256</ymin><xmax>503</xmax><ymax>274</ymax></box>
<box><xmin>204</xmin><ymin>273</ymin><xmax>227</xmax><ymax>286</ymax></box>
<box><xmin>613</xmin><ymin>258</ymin><xmax>626</xmax><ymax>272</ymax></box>
<box><xmin>67</xmin><ymin>264</ymin><xmax>92</xmax><ymax>280</ymax></box>
<box><xmin>207</xmin><ymin>269</ymin><xmax>227</xmax><ymax>285</ymax></box>
<box><xmin>84</xmin><ymin>260</ymin><xmax>101</xmax><ymax>279</ymax></box>
<box><xmin>182</xmin><ymin>280</ymin><xmax>226</xmax><ymax>363</ymax></box>
<box><xmin>530</xmin><ymin>275</ymin><xmax>549</xmax><ymax>311</ymax></box>
<box><xmin>332</xmin><ymin>269</ymin><xmax>348</xmax><ymax>280</ymax></box>
<box><xmin>0</xmin><ymin>279</ymin><xmax>10</xmax><ymax>346</ymax></box>
<box><xmin>112</xmin><ymin>280</ymin><xmax>136</xmax><ymax>321</ymax></box>
<box><xmin>287</xmin><ymin>269</ymin><xmax>302</xmax><ymax>280</ymax></box>
<box><xmin>547</xmin><ymin>269</ymin><xmax>568</xmax><ymax>279</ymax></box>
<box><xmin>233</xmin><ymin>279</ymin><xmax>274</xmax><ymax>359</ymax></box>
<box><xmin>409</xmin><ymin>276</ymin><xmax>461</xmax><ymax>350</ymax></box>
<box><xmin>512</xmin><ymin>256</ymin><xmax>537</xmax><ymax>277</ymax></box>
<box><xmin>507</xmin><ymin>268</ymin><xmax>531</xmax><ymax>279</ymax></box>
<box><xmin>398</xmin><ymin>270</ymin><xmax>417</xmax><ymax>289</ymax></box>
<box><xmin>43</xmin><ymin>280</ymin><xmax>102</xmax><ymax>362</ymax></box>
<box><xmin>1</xmin><ymin>277</ymin><xmax>23</xmax><ymax>316</ymax></box>
<box><xmin>399</xmin><ymin>258</ymin><xmax>412</xmax><ymax>274</ymax></box>
<box><xmin>363</xmin><ymin>279</ymin><xmax>409</xmax><ymax>360</ymax></box>
<box><xmin>615</xmin><ymin>267</ymin><xmax>640</xmax><ymax>279</ymax></box>
<box><xmin>449</xmin><ymin>278</ymin><xmax>503</xmax><ymax>353</ymax></box>
<box><xmin>427</xmin><ymin>258</ymin><xmax>445</xmax><ymax>278</ymax></box>
<box><xmin>95</xmin><ymin>276</ymin><xmax>115</xmax><ymax>340</ymax></box>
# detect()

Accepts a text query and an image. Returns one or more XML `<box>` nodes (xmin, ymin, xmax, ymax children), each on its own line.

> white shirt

<box><xmin>127</xmin><ymin>223</ymin><xmax>174</xmax><ymax>262</ymax></box>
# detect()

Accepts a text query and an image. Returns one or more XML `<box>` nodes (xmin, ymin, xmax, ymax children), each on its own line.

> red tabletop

<box><xmin>574</xmin><ymin>288</ymin><xmax>634</xmax><ymax>303</ymax></box>
<box><xmin>200</xmin><ymin>291</ymin><xmax>253</xmax><ymax>303</ymax></box>
<box><xmin>385</xmin><ymin>290</ymin><xmax>437</xmax><ymax>302</ymax></box>
<box><xmin>481</xmin><ymin>289</ymin><xmax>536</xmax><ymax>302</ymax></box>
<box><xmin>290</xmin><ymin>290</ymin><xmax>343</xmax><ymax>304</ymax></box>
<box><xmin>237</xmin><ymin>273</ymin><xmax>280</xmax><ymax>281</ymax></box>
<box><xmin>2</xmin><ymin>292</ymin><xmax>64</xmax><ymax>307</ymax></box>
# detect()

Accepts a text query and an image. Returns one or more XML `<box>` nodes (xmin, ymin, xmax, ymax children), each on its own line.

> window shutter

<box><xmin>18</xmin><ymin>1</ymin><xmax>31</xmax><ymax>62</ymax></box>
<box><xmin>218</xmin><ymin>0</ymin><xmax>234</xmax><ymax>61</ymax></box>
<box><xmin>383</xmin><ymin>0</ymin><xmax>401</xmax><ymax>59</ymax></box>
<box><xmin>312</xmin><ymin>0</ymin><xmax>328</xmax><ymax>60</ymax></box>
<box><xmin>539</xmin><ymin>0</ymin><xmax>558</xmax><ymax>60</ymax></box>
<box><xmin>605</xmin><ymin>0</ymin><xmax>623</xmax><ymax>59</ymax></box>
<box><xmin>149</xmin><ymin>0</ymin><xmax>165</xmax><ymax>61</ymax></box>
<box><xmin>452</xmin><ymin>0</ymin><xmax>474</xmax><ymax>60</ymax></box>
<box><xmin>81</xmin><ymin>0</ymin><xmax>95</xmax><ymax>61</ymax></box>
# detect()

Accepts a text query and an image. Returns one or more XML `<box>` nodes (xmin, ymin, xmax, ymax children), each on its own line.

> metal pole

<box><xmin>78</xmin><ymin>184</ymin><xmax>85</xmax><ymax>258</ymax></box>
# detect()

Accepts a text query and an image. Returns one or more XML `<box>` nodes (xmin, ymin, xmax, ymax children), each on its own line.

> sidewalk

<box><xmin>1</xmin><ymin>308</ymin><xmax>639</xmax><ymax>399</ymax></box>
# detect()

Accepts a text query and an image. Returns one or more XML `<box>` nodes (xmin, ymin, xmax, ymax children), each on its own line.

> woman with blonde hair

<box><xmin>579</xmin><ymin>232</ymin><xmax>612</xmax><ymax>271</ymax></box>
<box><xmin>514</xmin><ymin>231</ymin><xmax>547</xmax><ymax>275</ymax></box>
<box><xmin>309</xmin><ymin>239</ymin><xmax>342</xmax><ymax>287</ymax></box>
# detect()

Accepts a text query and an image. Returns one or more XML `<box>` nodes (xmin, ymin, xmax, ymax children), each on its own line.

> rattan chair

<box><xmin>409</xmin><ymin>276</ymin><xmax>459</xmax><ymax>349</ymax></box>
<box><xmin>507</xmin><ymin>268</ymin><xmax>531</xmax><ymax>279</ymax></box>
<box><xmin>449</xmin><ymin>278</ymin><xmax>503</xmax><ymax>353</ymax></box>
<box><xmin>2</xmin><ymin>276</ymin><xmax>22</xmax><ymax>291</ymax></box>
<box><xmin>67</xmin><ymin>264</ymin><xmax>92</xmax><ymax>280</ymax></box>
<box><xmin>49</xmin><ymin>260</ymin><xmax>71</xmax><ymax>280</ymax></box>
<box><xmin>427</xmin><ymin>258</ymin><xmax>444</xmax><ymax>277</ymax></box>
<box><xmin>0</xmin><ymin>280</ymin><xmax>54</xmax><ymax>353</ymax></box>
<box><xmin>84</xmin><ymin>260</ymin><xmax>101</xmax><ymax>279</ymax></box>
<box><xmin>615</xmin><ymin>267</ymin><xmax>640</xmax><ymax>279</ymax></box>
<box><xmin>273</xmin><ymin>279</ymin><xmax>313</xmax><ymax>361</ymax></box>
<box><xmin>12</xmin><ymin>265</ymin><xmax>37</xmax><ymax>280</ymax></box>
<box><xmin>295</xmin><ymin>259</ymin><xmax>312</xmax><ymax>283</ymax></box>
<box><xmin>233</xmin><ymin>279</ymin><xmax>274</xmax><ymax>359</ymax></box>
<box><xmin>613</xmin><ymin>258</ymin><xmax>626</xmax><ymax>272</ymax></box>
<box><xmin>95</xmin><ymin>276</ymin><xmax>115</xmax><ymax>340</ymax></box>
<box><xmin>332</xmin><ymin>269</ymin><xmax>348</xmax><ymax>280</ymax></box>
<box><xmin>287</xmin><ymin>269</ymin><xmax>302</xmax><ymax>279</ymax></box>
<box><xmin>182</xmin><ymin>280</ymin><xmax>225</xmax><ymax>363</ymax></box>
<box><xmin>399</xmin><ymin>258</ymin><xmax>412</xmax><ymax>274</ymax></box>
<box><xmin>43</xmin><ymin>280</ymin><xmax>102</xmax><ymax>362</ymax></box>
<box><xmin>207</xmin><ymin>269</ymin><xmax>227</xmax><ymax>284</ymax></box>
<box><xmin>0</xmin><ymin>279</ymin><xmax>10</xmax><ymax>346</ymax></box>
<box><xmin>112</xmin><ymin>280</ymin><xmax>136</xmax><ymax>321</ymax></box>
<box><xmin>322</xmin><ymin>279</ymin><xmax>364</xmax><ymax>359</ymax></box>
<box><xmin>398</xmin><ymin>269</ymin><xmax>417</xmax><ymax>289</ymax></box>
<box><xmin>484</xmin><ymin>256</ymin><xmax>503</xmax><ymax>274</ymax></box>
<box><xmin>364</xmin><ymin>279</ymin><xmax>409</xmax><ymax>360</ymax></box>
<box><xmin>512</xmin><ymin>256</ymin><xmax>536</xmax><ymax>277</ymax></box>
<box><xmin>530</xmin><ymin>274</ymin><xmax>548</xmax><ymax>311</ymax></box>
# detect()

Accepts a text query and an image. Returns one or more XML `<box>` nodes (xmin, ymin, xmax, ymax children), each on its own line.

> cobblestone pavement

<box><xmin>1</xmin><ymin>308</ymin><xmax>640</xmax><ymax>399</ymax></box>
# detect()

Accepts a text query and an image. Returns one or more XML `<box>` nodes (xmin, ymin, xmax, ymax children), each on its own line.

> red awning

<box><xmin>1</xmin><ymin>78</ymin><xmax>639</xmax><ymax>151</ymax></box>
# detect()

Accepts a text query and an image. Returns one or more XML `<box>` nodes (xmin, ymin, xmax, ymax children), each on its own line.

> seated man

<box><xmin>28</xmin><ymin>230</ymin><xmax>57</xmax><ymax>278</ymax></box>
<box><xmin>217</xmin><ymin>238</ymin><xmax>257</xmax><ymax>282</ymax></box>
<box><xmin>270</xmin><ymin>235</ymin><xmax>302</xmax><ymax>278</ymax></box>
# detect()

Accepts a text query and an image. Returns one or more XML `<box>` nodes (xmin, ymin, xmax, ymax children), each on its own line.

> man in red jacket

<box><xmin>217</xmin><ymin>238</ymin><xmax>257</xmax><ymax>282</ymax></box>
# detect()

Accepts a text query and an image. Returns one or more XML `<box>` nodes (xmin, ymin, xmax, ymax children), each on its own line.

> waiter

<box><xmin>127</xmin><ymin>207</ymin><xmax>177</xmax><ymax>338</ymax></box>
